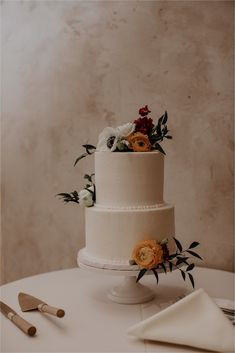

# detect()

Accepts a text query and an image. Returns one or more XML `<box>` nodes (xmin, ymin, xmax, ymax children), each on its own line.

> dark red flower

<box><xmin>134</xmin><ymin>116</ymin><xmax>154</xmax><ymax>135</ymax></box>
<box><xmin>139</xmin><ymin>105</ymin><xmax>151</xmax><ymax>116</ymax></box>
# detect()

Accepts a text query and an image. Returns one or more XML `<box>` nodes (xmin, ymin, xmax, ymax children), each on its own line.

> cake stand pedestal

<box><xmin>107</xmin><ymin>275</ymin><xmax>154</xmax><ymax>304</ymax></box>
<box><xmin>77</xmin><ymin>248</ymin><xmax>164</xmax><ymax>304</ymax></box>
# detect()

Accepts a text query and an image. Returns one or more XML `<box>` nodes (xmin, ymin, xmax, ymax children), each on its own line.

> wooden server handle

<box><xmin>38</xmin><ymin>303</ymin><xmax>65</xmax><ymax>318</ymax></box>
<box><xmin>9</xmin><ymin>312</ymin><xmax>36</xmax><ymax>336</ymax></box>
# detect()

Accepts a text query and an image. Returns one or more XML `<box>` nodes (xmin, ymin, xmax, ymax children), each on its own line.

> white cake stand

<box><xmin>77</xmin><ymin>248</ymin><xmax>169</xmax><ymax>304</ymax></box>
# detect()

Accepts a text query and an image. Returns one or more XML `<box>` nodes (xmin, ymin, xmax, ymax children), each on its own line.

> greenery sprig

<box><xmin>57</xmin><ymin>190</ymin><xmax>79</xmax><ymax>204</ymax></box>
<box><xmin>57</xmin><ymin>173</ymin><xmax>96</xmax><ymax>206</ymax></box>
<box><xmin>133</xmin><ymin>238</ymin><xmax>202</xmax><ymax>288</ymax></box>
<box><xmin>74</xmin><ymin>144</ymin><xmax>96</xmax><ymax>166</ymax></box>
<box><xmin>149</xmin><ymin>111</ymin><xmax>172</xmax><ymax>155</ymax></box>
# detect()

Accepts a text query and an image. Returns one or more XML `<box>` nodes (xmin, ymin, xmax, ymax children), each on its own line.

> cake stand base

<box><xmin>108</xmin><ymin>276</ymin><xmax>155</xmax><ymax>304</ymax></box>
<box><xmin>78</xmin><ymin>248</ymin><xmax>157</xmax><ymax>304</ymax></box>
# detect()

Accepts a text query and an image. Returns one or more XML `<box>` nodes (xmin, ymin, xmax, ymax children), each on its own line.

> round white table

<box><xmin>0</xmin><ymin>266</ymin><xmax>234</xmax><ymax>352</ymax></box>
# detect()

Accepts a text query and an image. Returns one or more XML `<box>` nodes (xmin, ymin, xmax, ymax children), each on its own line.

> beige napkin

<box><xmin>127</xmin><ymin>288</ymin><xmax>234</xmax><ymax>352</ymax></box>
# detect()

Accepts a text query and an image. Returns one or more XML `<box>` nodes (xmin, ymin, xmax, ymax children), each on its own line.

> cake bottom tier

<box><xmin>84</xmin><ymin>204</ymin><xmax>175</xmax><ymax>265</ymax></box>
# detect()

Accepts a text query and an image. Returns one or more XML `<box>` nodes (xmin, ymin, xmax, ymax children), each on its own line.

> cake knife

<box><xmin>0</xmin><ymin>301</ymin><xmax>36</xmax><ymax>336</ymax></box>
<box><xmin>18</xmin><ymin>292</ymin><xmax>65</xmax><ymax>318</ymax></box>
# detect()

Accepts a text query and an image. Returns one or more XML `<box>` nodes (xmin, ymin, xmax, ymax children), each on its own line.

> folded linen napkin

<box><xmin>127</xmin><ymin>288</ymin><xmax>234</xmax><ymax>352</ymax></box>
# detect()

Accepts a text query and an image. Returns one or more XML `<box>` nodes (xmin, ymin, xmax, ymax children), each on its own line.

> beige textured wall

<box><xmin>1</xmin><ymin>0</ymin><xmax>234</xmax><ymax>284</ymax></box>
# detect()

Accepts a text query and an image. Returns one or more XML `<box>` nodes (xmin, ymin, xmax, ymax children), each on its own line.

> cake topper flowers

<box><xmin>130</xmin><ymin>238</ymin><xmax>202</xmax><ymax>288</ymax></box>
<box><xmin>95</xmin><ymin>105</ymin><xmax>172</xmax><ymax>155</ymax></box>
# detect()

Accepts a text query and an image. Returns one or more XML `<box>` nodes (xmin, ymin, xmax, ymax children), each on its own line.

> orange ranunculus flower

<box><xmin>128</xmin><ymin>132</ymin><xmax>151</xmax><ymax>152</ymax></box>
<box><xmin>132</xmin><ymin>240</ymin><xmax>163</xmax><ymax>270</ymax></box>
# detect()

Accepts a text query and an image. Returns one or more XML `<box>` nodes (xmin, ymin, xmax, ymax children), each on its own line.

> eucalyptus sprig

<box><xmin>74</xmin><ymin>144</ymin><xmax>96</xmax><ymax>166</ymax></box>
<box><xmin>149</xmin><ymin>111</ymin><xmax>172</xmax><ymax>155</ymax></box>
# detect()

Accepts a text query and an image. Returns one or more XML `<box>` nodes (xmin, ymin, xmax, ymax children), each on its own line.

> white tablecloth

<box><xmin>0</xmin><ymin>267</ymin><xmax>234</xmax><ymax>352</ymax></box>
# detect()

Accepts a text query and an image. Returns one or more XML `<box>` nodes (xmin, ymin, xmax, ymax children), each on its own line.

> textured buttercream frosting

<box><xmin>95</xmin><ymin>151</ymin><xmax>164</xmax><ymax>207</ymax></box>
<box><xmin>85</xmin><ymin>204</ymin><xmax>175</xmax><ymax>262</ymax></box>
<box><xmin>84</xmin><ymin>151</ymin><xmax>175</xmax><ymax>264</ymax></box>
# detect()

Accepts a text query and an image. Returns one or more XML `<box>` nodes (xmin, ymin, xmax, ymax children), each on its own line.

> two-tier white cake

<box><xmin>80</xmin><ymin>150</ymin><xmax>175</xmax><ymax>268</ymax></box>
<box><xmin>60</xmin><ymin>106</ymin><xmax>200</xmax><ymax>292</ymax></box>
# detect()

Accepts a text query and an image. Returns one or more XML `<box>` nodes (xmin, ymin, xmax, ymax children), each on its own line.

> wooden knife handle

<box><xmin>38</xmin><ymin>304</ymin><xmax>65</xmax><ymax>318</ymax></box>
<box><xmin>9</xmin><ymin>313</ymin><xmax>36</xmax><ymax>336</ymax></box>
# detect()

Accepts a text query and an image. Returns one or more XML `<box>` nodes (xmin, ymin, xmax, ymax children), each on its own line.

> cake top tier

<box><xmin>95</xmin><ymin>151</ymin><xmax>165</xmax><ymax>208</ymax></box>
<box><xmin>58</xmin><ymin>106</ymin><xmax>172</xmax><ymax>208</ymax></box>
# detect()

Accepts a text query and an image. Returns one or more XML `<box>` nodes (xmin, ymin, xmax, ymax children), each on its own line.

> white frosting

<box><xmin>85</xmin><ymin>204</ymin><xmax>175</xmax><ymax>262</ymax></box>
<box><xmin>83</xmin><ymin>151</ymin><xmax>176</xmax><ymax>265</ymax></box>
<box><xmin>95</xmin><ymin>202</ymin><xmax>167</xmax><ymax>210</ymax></box>
<box><xmin>95</xmin><ymin>151</ymin><xmax>164</xmax><ymax>207</ymax></box>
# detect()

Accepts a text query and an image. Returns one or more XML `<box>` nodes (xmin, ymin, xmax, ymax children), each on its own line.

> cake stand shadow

<box><xmin>77</xmin><ymin>248</ymin><xmax>168</xmax><ymax>304</ymax></box>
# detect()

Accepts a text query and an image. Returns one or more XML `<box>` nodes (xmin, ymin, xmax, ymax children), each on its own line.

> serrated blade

<box><xmin>18</xmin><ymin>292</ymin><xmax>46</xmax><ymax>311</ymax></box>
<box><xmin>0</xmin><ymin>301</ymin><xmax>17</xmax><ymax>317</ymax></box>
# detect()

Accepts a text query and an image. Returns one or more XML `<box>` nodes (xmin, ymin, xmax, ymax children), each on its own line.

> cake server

<box><xmin>0</xmin><ymin>301</ymin><xmax>36</xmax><ymax>336</ymax></box>
<box><xmin>18</xmin><ymin>292</ymin><xmax>65</xmax><ymax>318</ymax></box>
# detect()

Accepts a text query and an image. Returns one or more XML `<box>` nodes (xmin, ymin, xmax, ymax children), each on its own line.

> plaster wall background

<box><xmin>1</xmin><ymin>0</ymin><xmax>234</xmax><ymax>284</ymax></box>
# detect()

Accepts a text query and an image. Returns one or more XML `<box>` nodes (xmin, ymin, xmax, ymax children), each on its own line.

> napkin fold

<box><xmin>127</xmin><ymin>288</ymin><xmax>234</xmax><ymax>352</ymax></box>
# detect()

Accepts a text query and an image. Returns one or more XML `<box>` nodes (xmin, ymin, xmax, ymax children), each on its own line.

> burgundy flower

<box><xmin>134</xmin><ymin>116</ymin><xmax>154</xmax><ymax>135</ymax></box>
<box><xmin>139</xmin><ymin>105</ymin><xmax>151</xmax><ymax>117</ymax></box>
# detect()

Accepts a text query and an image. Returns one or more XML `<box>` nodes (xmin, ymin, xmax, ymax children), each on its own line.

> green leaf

<box><xmin>188</xmin><ymin>273</ymin><xmax>195</xmax><ymax>288</ymax></box>
<box><xmin>84</xmin><ymin>173</ymin><xmax>94</xmax><ymax>183</ymax></box>
<box><xmin>158</xmin><ymin>114</ymin><xmax>164</xmax><ymax>125</ymax></box>
<box><xmin>82</xmin><ymin>144</ymin><xmax>96</xmax><ymax>155</ymax></box>
<box><xmin>57</xmin><ymin>191</ymin><xmax>79</xmax><ymax>204</ymax></box>
<box><xmin>156</xmin><ymin>123</ymin><xmax>162</xmax><ymax>136</ymax></box>
<box><xmin>160</xmin><ymin>263</ymin><xmax>167</xmax><ymax>274</ymax></box>
<box><xmin>186</xmin><ymin>250</ymin><xmax>203</xmax><ymax>260</ymax></box>
<box><xmin>82</xmin><ymin>144</ymin><xmax>96</xmax><ymax>150</ymax></box>
<box><xmin>175</xmin><ymin>256</ymin><xmax>189</xmax><ymax>266</ymax></box>
<box><xmin>136</xmin><ymin>268</ymin><xmax>147</xmax><ymax>282</ymax></box>
<box><xmin>173</xmin><ymin>237</ymin><xmax>183</xmax><ymax>252</ymax></box>
<box><xmin>189</xmin><ymin>241</ymin><xmax>200</xmax><ymax>249</ymax></box>
<box><xmin>162</xmin><ymin>111</ymin><xmax>168</xmax><ymax>124</ymax></box>
<box><xmin>162</xmin><ymin>126</ymin><xmax>168</xmax><ymax>135</ymax></box>
<box><xmin>152</xmin><ymin>268</ymin><xmax>159</xmax><ymax>283</ymax></box>
<box><xmin>168</xmin><ymin>253</ymin><xmax>177</xmax><ymax>260</ymax></box>
<box><xmin>74</xmin><ymin>153</ymin><xmax>88</xmax><ymax>166</ymax></box>
<box><xmin>186</xmin><ymin>263</ymin><xmax>195</xmax><ymax>272</ymax></box>
<box><xmin>180</xmin><ymin>269</ymin><xmax>186</xmax><ymax>281</ymax></box>
<box><xmin>176</xmin><ymin>257</ymin><xmax>186</xmax><ymax>266</ymax></box>
<box><xmin>154</xmin><ymin>143</ymin><xmax>166</xmax><ymax>155</ymax></box>
<box><xmin>57</xmin><ymin>192</ymin><xmax>71</xmax><ymax>198</ymax></box>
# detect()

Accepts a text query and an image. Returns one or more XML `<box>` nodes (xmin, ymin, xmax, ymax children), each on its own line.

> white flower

<box><xmin>96</xmin><ymin>123</ymin><xmax>135</xmax><ymax>152</ymax></box>
<box><xmin>116</xmin><ymin>122</ymin><xmax>135</xmax><ymax>138</ymax></box>
<box><xmin>78</xmin><ymin>185</ymin><xmax>94</xmax><ymax>207</ymax></box>
<box><xmin>96</xmin><ymin>127</ymin><xmax>118</xmax><ymax>152</ymax></box>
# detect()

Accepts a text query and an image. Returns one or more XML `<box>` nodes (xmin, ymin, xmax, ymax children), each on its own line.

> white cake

<box><xmin>81</xmin><ymin>151</ymin><xmax>175</xmax><ymax>267</ymax></box>
<box><xmin>60</xmin><ymin>107</ymin><xmax>199</xmax><ymax>286</ymax></box>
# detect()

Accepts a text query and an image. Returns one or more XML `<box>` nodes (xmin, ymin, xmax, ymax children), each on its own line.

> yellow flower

<box><xmin>128</xmin><ymin>132</ymin><xmax>151</xmax><ymax>152</ymax></box>
<box><xmin>132</xmin><ymin>240</ymin><xmax>163</xmax><ymax>269</ymax></box>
